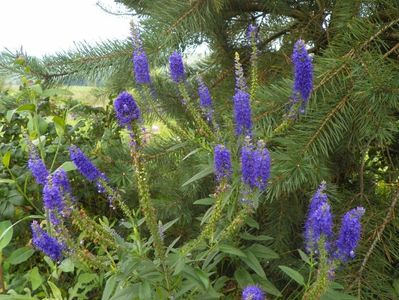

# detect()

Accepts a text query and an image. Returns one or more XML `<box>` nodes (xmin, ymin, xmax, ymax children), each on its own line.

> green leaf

<box><xmin>57</xmin><ymin>161</ymin><xmax>77</xmax><ymax>172</ymax></box>
<box><xmin>298</xmin><ymin>249</ymin><xmax>311</xmax><ymax>265</ymax></box>
<box><xmin>278</xmin><ymin>265</ymin><xmax>305</xmax><ymax>286</ymax></box>
<box><xmin>29</xmin><ymin>266</ymin><xmax>43</xmax><ymax>291</ymax></box>
<box><xmin>5</xmin><ymin>109</ymin><xmax>16</xmax><ymax>122</ymax></box>
<box><xmin>139</xmin><ymin>281</ymin><xmax>152</xmax><ymax>299</ymax></box>
<box><xmin>16</xmin><ymin>103</ymin><xmax>36</xmax><ymax>112</ymax></box>
<box><xmin>193</xmin><ymin>198</ymin><xmax>214</xmax><ymax>205</ymax></box>
<box><xmin>321</xmin><ymin>288</ymin><xmax>358</xmax><ymax>300</ymax></box>
<box><xmin>59</xmin><ymin>258</ymin><xmax>74</xmax><ymax>272</ymax></box>
<box><xmin>182</xmin><ymin>165</ymin><xmax>213</xmax><ymax>187</ymax></box>
<box><xmin>245</xmin><ymin>217</ymin><xmax>259</xmax><ymax>229</ymax></box>
<box><xmin>102</xmin><ymin>276</ymin><xmax>117</xmax><ymax>300</ymax></box>
<box><xmin>0</xmin><ymin>220</ymin><xmax>13</xmax><ymax>250</ymax></box>
<box><xmin>253</xmin><ymin>275</ymin><xmax>282</xmax><ymax>297</ymax></box>
<box><xmin>6</xmin><ymin>247</ymin><xmax>35</xmax><ymax>265</ymax></box>
<box><xmin>247</xmin><ymin>244</ymin><xmax>279</xmax><ymax>260</ymax></box>
<box><xmin>2</xmin><ymin>151</ymin><xmax>11</xmax><ymax>168</ymax></box>
<box><xmin>234</xmin><ymin>267</ymin><xmax>254</xmax><ymax>288</ymax></box>
<box><xmin>219</xmin><ymin>244</ymin><xmax>247</xmax><ymax>258</ymax></box>
<box><xmin>243</xmin><ymin>250</ymin><xmax>266</xmax><ymax>278</ymax></box>
<box><xmin>53</xmin><ymin>116</ymin><xmax>65</xmax><ymax>137</ymax></box>
<box><xmin>48</xmin><ymin>281</ymin><xmax>63</xmax><ymax>300</ymax></box>
<box><xmin>240</xmin><ymin>232</ymin><xmax>273</xmax><ymax>241</ymax></box>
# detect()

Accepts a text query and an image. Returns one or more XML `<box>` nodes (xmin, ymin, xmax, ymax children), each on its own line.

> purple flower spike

<box><xmin>304</xmin><ymin>201</ymin><xmax>334</xmax><ymax>254</ymax></box>
<box><xmin>31</xmin><ymin>221</ymin><xmax>64</xmax><ymax>261</ymax></box>
<box><xmin>114</xmin><ymin>91</ymin><xmax>141</xmax><ymax>127</ymax></box>
<box><xmin>241</xmin><ymin>144</ymin><xmax>256</xmax><ymax>189</ymax></box>
<box><xmin>254</xmin><ymin>145</ymin><xmax>271</xmax><ymax>191</ymax></box>
<box><xmin>169</xmin><ymin>51</ymin><xmax>185</xmax><ymax>83</ymax></box>
<box><xmin>292</xmin><ymin>39</ymin><xmax>313</xmax><ymax>102</ymax></box>
<box><xmin>242</xmin><ymin>285</ymin><xmax>265</xmax><ymax>300</ymax></box>
<box><xmin>304</xmin><ymin>183</ymin><xmax>333</xmax><ymax>254</ymax></box>
<box><xmin>133</xmin><ymin>50</ymin><xmax>151</xmax><ymax>84</ymax></box>
<box><xmin>43</xmin><ymin>178</ymin><xmax>63</xmax><ymax>209</ymax></box>
<box><xmin>28</xmin><ymin>151</ymin><xmax>49</xmax><ymax>186</ymax></box>
<box><xmin>335</xmin><ymin>207</ymin><xmax>365</xmax><ymax>262</ymax></box>
<box><xmin>214</xmin><ymin>145</ymin><xmax>232</xmax><ymax>182</ymax></box>
<box><xmin>198</xmin><ymin>77</ymin><xmax>212</xmax><ymax>108</ymax></box>
<box><xmin>69</xmin><ymin>146</ymin><xmax>103</xmax><ymax>182</ymax></box>
<box><xmin>233</xmin><ymin>90</ymin><xmax>252</xmax><ymax>136</ymax></box>
<box><xmin>247</xmin><ymin>24</ymin><xmax>259</xmax><ymax>42</ymax></box>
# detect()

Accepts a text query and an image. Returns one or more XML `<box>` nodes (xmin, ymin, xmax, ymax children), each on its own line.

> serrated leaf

<box><xmin>2</xmin><ymin>151</ymin><xmax>11</xmax><ymax>168</ymax></box>
<box><xmin>182</xmin><ymin>165</ymin><xmax>213</xmax><ymax>187</ymax></box>
<box><xmin>240</xmin><ymin>232</ymin><xmax>273</xmax><ymax>241</ymax></box>
<box><xmin>243</xmin><ymin>250</ymin><xmax>266</xmax><ymax>278</ymax></box>
<box><xmin>253</xmin><ymin>275</ymin><xmax>282</xmax><ymax>297</ymax></box>
<box><xmin>102</xmin><ymin>276</ymin><xmax>117</xmax><ymax>300</ymax></box>
<box><xmin>278</xmin><ymin>265</ymin><xmax>305</xmax><ymax>286</ymax></box>
<box><xmin>193</xmin><ymin>198</ymin><xmax>214</xmax><ymax>205</ymax></box>
<box><xmin>298</xmin><ymin>249</ymin><xmax>311</xmax><ymax>265</ymax></box>
<box><xmin>219</xmin><ymin>244</ymin><xmax>247</xmax><ymax>258</ymax></box>
<box><xmin>245</xmin><ymin>217</ymin><xmax>259</xmax><ymax>229</ymax></box>
<box><xmin>6</xmin><ymin>247</ymin><xmax>34</xmax><ymax>265</ymax></box>
<box><xmin>234</xmin><ymin>267</ymin><xmax>254</xmax><ymax>288</ymax></box>
<box><xmin>0</xmin><ymin>220</ymin><xmax>13</xmax><ymax>250</ymax></box>
<box><xmin>247</xmin><ymin>244</ymin><xmax>279</xmax><ymax>260</ymax></box>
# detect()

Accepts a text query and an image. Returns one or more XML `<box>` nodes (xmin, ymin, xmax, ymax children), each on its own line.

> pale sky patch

<box><xmin>0</xmin><ymin>0</ymin><xmax>132</xmax><ymax>57</ymax></box>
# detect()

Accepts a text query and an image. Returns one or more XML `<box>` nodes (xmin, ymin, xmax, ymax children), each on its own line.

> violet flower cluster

<box><xmin>169</xmin><ymin>51</ymin><xmax>185</xmax><ymax>83</ymax></box>
<box><xmin>242</xmin><ymin>285</ymin><xmax>266</xmax><ymax>300</ymax></box>
<box><xmin>334</xmin><ymin>207</ymin><xmax>365</xmax><ymax>262</ymax></box>
<box><xmin>197</xmin><ymin>77</ymin><xmax>214</xmax><ymax>122</ymax></box>
<box><xmin>233</xmin><ymin>90</ymin><xmax>252</xmax><ymax>136</ymax></box>
<box><xmin>246</xmin><ymin>24</ymin><xmax>259</xmax><ymax>43</ymax></box>
<box><xmin>292</xmin><ymin>39</ymin><xmax>313</xmax><ymax>104</ymax></box>
<box><xmin>214</xmin><ymin>145</ymin><xmax>232</xmax><ymax>182</ymax></box>
<box><xmin>130</xmin><ymin>23</ymin><xmax>151</xmax><ymax>84</ymax></box>
<box><xmin>304</xmin><ymin>183</ymin><xmax>365</xmax><ymax>264</ymax></box>
<box><xmin>114</xmin><ymin>91</ymin><xmax>141</xmax><ymax>128</ymax></box>
<box><xmin>27</xmin><ymin>145</ymin><xmax>71</xmax><ymax>260</ymax></box>
<box><xmin>241</xmin><ymin>141</ymin><xmax>271</xmax><ymax>191</ymax></box>
<box><xmin>69</xmin><ymin>145</ymin><xmax>108</xmax><ymax>194</ymax></box>
<box><xmin>28</xmin><ymin>150</ymin><xmax>49</xmax><ymax>186</ymax></box>
<box><xmin>31</xmin><ymin>221</ymin><xmax>64</xmax><ymax>261</ymax></box>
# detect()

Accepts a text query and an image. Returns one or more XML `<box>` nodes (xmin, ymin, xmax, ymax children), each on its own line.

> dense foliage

<box><xmin>1</xmin><ymin>0</ymin><xmax>399</xmax><ymax>299</ymax></box>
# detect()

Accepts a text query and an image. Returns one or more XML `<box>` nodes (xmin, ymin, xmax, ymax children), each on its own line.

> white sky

<box><xmin>0</xmin><ymin>0</ymin><xmax>132</xmax><ymax>57</ymax></box>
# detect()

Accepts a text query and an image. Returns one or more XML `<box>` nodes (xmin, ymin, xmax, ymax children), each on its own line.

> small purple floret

<box><xmin>28</xmin><ymin>151</ymin><xmax>49</xmax><ymax>186</ymax></box>
<box><xmin>242</xmin><ymin>285</ymin><xmax>265</xmax><ymax>300</ymax></box>
<box><xmin>292</xmin><ymin>39</ymin><xmax>313</xmax><ymax>102</ymax></box>
<box><xmin>114</xmin><ymin>91</ymin><xmax>141</xmax><ymax>127</ymax></box>
<box><xmin>169</xmin><ymin>51</ymin><xmax>185</xmax><ymax>83</ymax></box>
<box><xmin>133</xmin><ymin>50</ymin><xmax>151</xmax><ymax>84</ymax></box>
<box><xmin>214</xmin><ymin>145</ymin><xmax>232</xmax><ymax>182</ymax></box>
<box><xmin>233</xmin><ymin>90</ymin><xmax>252</xmax><ymax>136</ymax></box>
<box><xmin>335</xmin><ymin>207</ymin><xmax>365</xmax><ymax>262</ymax></box>
<box><xmin>31</xmin><ymin>221</ymin><xmax>64</xmax><ymax>261</ymax></box>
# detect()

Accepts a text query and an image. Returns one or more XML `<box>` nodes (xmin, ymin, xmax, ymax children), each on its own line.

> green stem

<box><xmin>130</xmin><ymin>123</ymin><xmax>171</xmax><ymax>291</ymax></box>
<box><xmin>177</xmin><ymin>83</ymin><xmax>216</xmax><ymax>141</ymax></box>
<box><xmin>49</xmin><ymin>139</ymin><xmax>61</xmax><ymax>172</ymax></box>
